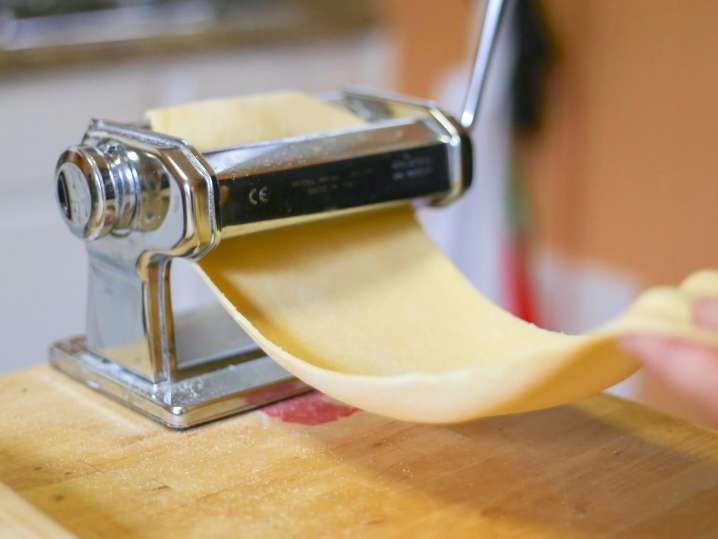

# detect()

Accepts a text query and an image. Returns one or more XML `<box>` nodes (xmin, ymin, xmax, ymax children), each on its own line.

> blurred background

<box><xmin>1</xmin><ymin>0</ymin><xmax>717</xmax><ymax>422</ymax></box>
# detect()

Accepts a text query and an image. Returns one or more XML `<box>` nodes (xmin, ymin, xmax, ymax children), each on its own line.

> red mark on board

<box><xmin>262</xmin><ymin>391</ymin><xmax>358</xmax><ymax>425</ymax></box>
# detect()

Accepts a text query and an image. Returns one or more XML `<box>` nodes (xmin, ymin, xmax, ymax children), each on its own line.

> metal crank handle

<box><xmin>460</xmin><ymin>0</ymin><xmax>509</xmax><ymax>130</ymax></box>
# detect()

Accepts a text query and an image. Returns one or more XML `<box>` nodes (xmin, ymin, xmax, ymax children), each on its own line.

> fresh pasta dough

<box><xmin>148</xmin><ymin>92</ymin><xmax>718</xmax><ymax>423</ymax></box>
<box><xmin>147</xmin><ymin>91</ymin><xmax>364</xmax><ymax>150</ymax></box>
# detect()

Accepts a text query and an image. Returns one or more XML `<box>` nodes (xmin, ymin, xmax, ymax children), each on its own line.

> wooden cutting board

<box><xmin>2</xmin><ymin>365</ymin><xmax>718</xmax><ymax>538</ymax></box>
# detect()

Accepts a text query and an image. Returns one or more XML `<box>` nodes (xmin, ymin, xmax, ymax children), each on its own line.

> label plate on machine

<box><xmin>218</xmin><ymin>144</ymin><xmax>451</xmax><ymax>226</ymax></box>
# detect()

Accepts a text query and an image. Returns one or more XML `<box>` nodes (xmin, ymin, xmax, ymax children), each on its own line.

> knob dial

<box><xmin>55</xmin><ymin>145</ymin><xmax>125</xmax><ymax>240</ymax></box>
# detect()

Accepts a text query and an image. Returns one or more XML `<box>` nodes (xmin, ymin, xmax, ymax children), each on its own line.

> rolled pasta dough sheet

<box><xmin>148</xmin><ymin>93</ymin><xmax>718</xmax><ymax>423</ymax></box>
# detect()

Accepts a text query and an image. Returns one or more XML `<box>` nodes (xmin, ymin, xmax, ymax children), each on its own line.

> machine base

<box><xmin>49</xmin><ymin>336</ymin><xmax>310</xmax><ymax>429</ymax></box>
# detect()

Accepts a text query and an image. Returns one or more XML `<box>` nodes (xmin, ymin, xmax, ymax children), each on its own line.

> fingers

<box><xmin>692</xmin><ymin>297</ymin><xmax>718</xmax><ymax>331</ymax></box>
<box><xmin>616</xmin><ymin>296</ymin><xmax>718</xmax><ymax>427</ymax></box>
<box><xmin>619</xmin><ymin>335</ymin><xmax>718</xmax><ymax>425</ymax></box>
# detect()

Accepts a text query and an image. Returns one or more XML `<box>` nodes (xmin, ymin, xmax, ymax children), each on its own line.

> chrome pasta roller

<box><xmin>49</xmin><ymin>0</ymin><xmax>507</xmax><ymax>428</ymax></box>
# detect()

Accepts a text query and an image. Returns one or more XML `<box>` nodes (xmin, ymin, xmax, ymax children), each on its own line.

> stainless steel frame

<box><xmin>49</xmin><ymin>0</ymin><xmax>507</xmax><ymax>429</ymax></box>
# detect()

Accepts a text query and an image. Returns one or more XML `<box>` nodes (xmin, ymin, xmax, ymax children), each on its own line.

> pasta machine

<box><xmin>49</xmin><ymin>0</ymin><xmax>507</xmax><ymax>428</ymax></box>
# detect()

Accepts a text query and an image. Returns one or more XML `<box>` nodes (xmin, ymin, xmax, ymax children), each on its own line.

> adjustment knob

<box><xmin>55</xmin><ymin>145</ymin><xmax>136</xmax><ymax>240</ymax></box>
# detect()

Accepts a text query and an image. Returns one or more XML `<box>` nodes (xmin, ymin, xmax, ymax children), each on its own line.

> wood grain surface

<box><xmin>0</xmin><ymin>482</ymin><xmax>76</xmax><ymax>539</ymax></box>
<box><xmin>2</xmin><ymin>365</ymin><xmax>718</xmax><ymax>538</ymax></box>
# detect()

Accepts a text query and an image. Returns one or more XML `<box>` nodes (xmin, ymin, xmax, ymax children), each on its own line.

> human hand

<box><xmin>620</xmin><ymin>298</ymin><xmax>718</xmax><ymax>427</ymax></box>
